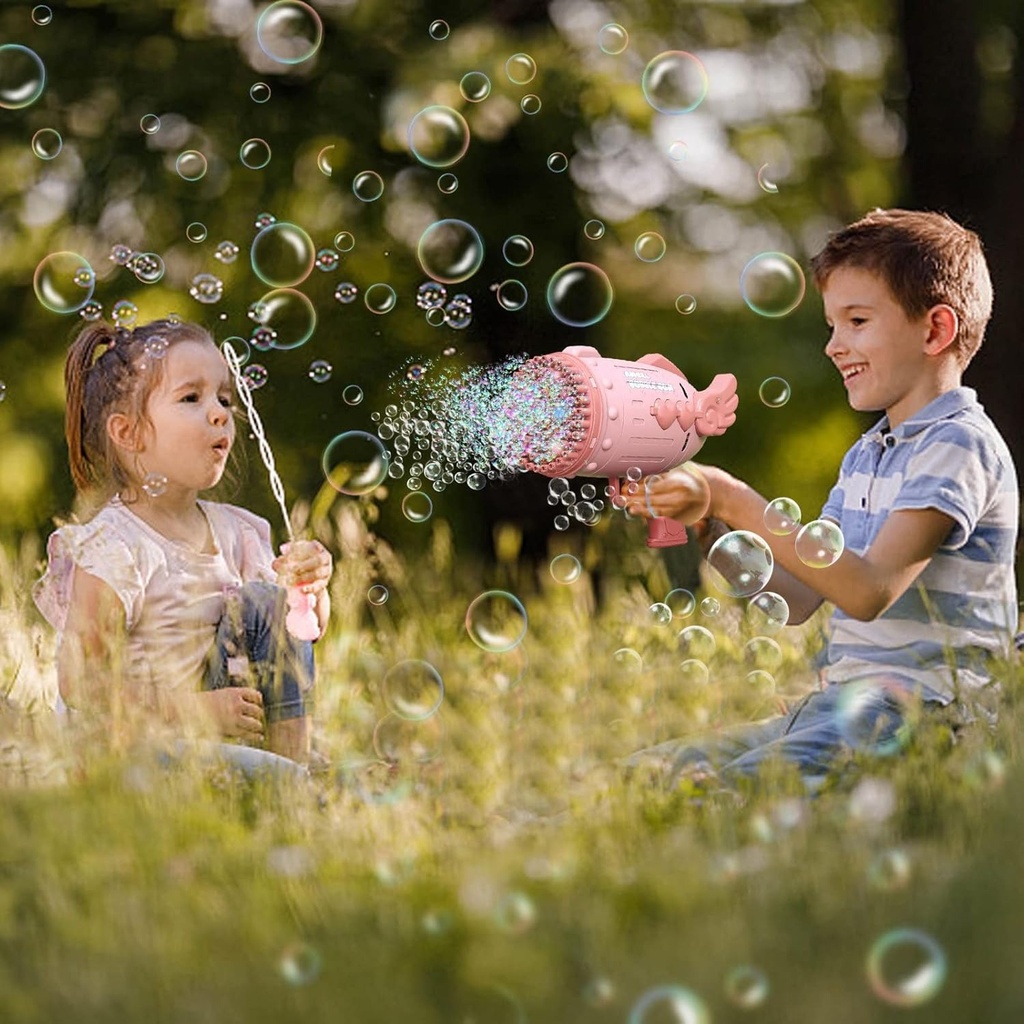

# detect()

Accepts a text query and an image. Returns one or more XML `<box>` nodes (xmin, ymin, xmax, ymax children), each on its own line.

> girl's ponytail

<box><xmin>64</xmin><ymin>322</ymin><xmax>118</xmax><ymax>493</ymax></box>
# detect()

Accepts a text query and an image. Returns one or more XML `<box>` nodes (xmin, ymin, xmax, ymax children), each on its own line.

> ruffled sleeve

<box><xmin>32</xmin><ymin>517</ymin><xmax>146</xmax><ymax>633</ymax></box>
<box><xmin>208</xmin><ymin>503</ymin><xmax>277</xmax><ymax>584</ymax></box>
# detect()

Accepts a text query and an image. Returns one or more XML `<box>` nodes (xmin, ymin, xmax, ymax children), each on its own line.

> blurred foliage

<box><xmin>0</xmin><ymin>0</ymin><xmax>906</xmax><ymax>552</ymax></box>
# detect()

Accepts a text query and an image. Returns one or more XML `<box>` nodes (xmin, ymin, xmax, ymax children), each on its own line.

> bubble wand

<box><xmin>221</xmin><ymin>341</ymin><xmax>321</xmax><ymax>641</ymax></box>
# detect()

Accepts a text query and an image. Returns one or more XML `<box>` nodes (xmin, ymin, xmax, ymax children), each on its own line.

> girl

<box><xmin>33</xmin><ymin>317</ymin><xmax>333</xmax><ymax>769</ymax></box>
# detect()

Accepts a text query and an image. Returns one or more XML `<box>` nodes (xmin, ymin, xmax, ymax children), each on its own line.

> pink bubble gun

<box><xmin>285</xmin><ymin>586</ymin><xmax>321</xmax><ymax>642</ymax></box>
<box><xmin>516</xmin><ymin>345</ymin><xmax>738</xmax><ymax>547</ymax></box>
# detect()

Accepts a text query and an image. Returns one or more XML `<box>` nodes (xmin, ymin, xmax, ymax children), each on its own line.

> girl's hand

<box><xmin>272</xmin><ymin>539</ymin><xmax>333</xmax><ymax>596</ymax></box>
<box><xmin>197</xmin><ymin>687</ymin><xmax>265</xmax><ymax>740</ymax></box>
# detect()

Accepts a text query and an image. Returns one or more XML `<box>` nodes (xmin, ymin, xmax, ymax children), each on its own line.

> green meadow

<box><xmin>2</xmin><ymin>504</ymin><xmax>1021</xmax><ymax>1023</ymax></box>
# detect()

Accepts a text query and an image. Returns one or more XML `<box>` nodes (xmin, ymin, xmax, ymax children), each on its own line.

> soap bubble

<box><xmin>189</xmin><ymin>273</ymin><xmax>224</xmax><ymax>304</ymax></box>
<box><xmin>547</xmin><ymin>262</ymin><xmax>613</xmax><ymax>327</ymax></box>
<box><xmin>278</xmin><ymin>942</ymin><xmax>321</xmax><ymax>985</ymax></box>
<box><xmin>186</xmin><ymin>222</ymin><xmax>207</xmax><ymax>243</ymax></box>
<box><xmin>256</xmin><ymin>1</ymin><xmax>323</xmax><ymax>64</ymax></box>
<box><xmin>322</xmin><ymin>431</ymin><xmax>389</xmax><ymax>495</ymax></box>
<box><xmin>635</xmin><ymin>231</ymin><xmax>666</xmax><ymax>262</ymax></box>
<box><xmin>437</xmin><ymin>172</ymin><xmax>458</xmax><ymax>194</ymax></box>
<box><xmin>214</xmin><ymin>240</ymin><xmax>239</xmax><ymax>263</ymax></box>
<box><xmin>381</xmin><ymin>659</ymin><xmax>443</xmax><ymax>720</ymax></box>
<box><xmin>367</xmin><ymin>584</ymin><xmax>389</xmax><ymax>606</ymax></box>
<box><xmin>866</xmin><ymin>928</ymin><xmax>947</xmax><ymax>1007</ymax></box>
<box><xmin>724</xmin><ymin>965</ymin><xmax>770</xmax><ymax>1009</ymax></box>
<box><xmin>142</xmin><ymin>472</ymin><xmax>168</xmax><ymax>499</ymax></box>
<box><xmin>408</xmin><ymin>105</ymin><xmax>470</xmax><ymax>168</ymax></box>
<box><xmin>745</xmin><ymin>636</ymin><xmax>783</xmax><ymax>672</ymax></box>
<box><xmin>583</xmin><ymin>976</ymin><xmax>616</xmax><ymax>1008</ymax></box>
<box><xmin>763</xmin><ymin>496</ymin><xmax>801</xmax><ymax>535</ymax></box>
<box><xmin>254</xmin><ymin>212</ymin><xmax>276</xmax><ymax>230</ymax></box>
<box><xmin>314</xmin><ymin>248</ymin><xmax>338</xmax><ymax>273</ymax></box>
<box><xmin>30</xmin><ymin>128</ymin><xmax>61</xmax><ymax>160</ymax></box>
<box><xmin>747</xmin><ymin>592</ymin><xmax>789</xmax><ymax>633</ymax></box>
<box><xmin>678</xmin><ymin>624</ymin><xmax>716</xmax><ymax>661</ymax></box>
<box><xmin>613</xmin><ymin>648</ymin><xmax>643</xmax><ymax>674</ymax></box>
<box><xmin>642</xmin><ymin>51</ymin><xmax>709</xmax><ymax>114</ymax></box>
<box><xmin>31</xmin><ymin>6</ymin><xmax>53</xmax><ymax>26</ymax></box>
<box><xmin>416</xmin><ymin>282</ymin><xmax>447</xmax><ymax>309</ymax></box>
<box><xmin>549</xmin><ymin>554</ymin><xmax>582</xmax><ymax>583</ymax></box>
<box><xmin>79</xmin><ymin>300</ymin><xmax>102</xmax><ymax>322</ymax></box>
<box><xmin>836</xmin><ymin>677</ymin><xmax>913</xmax><ymax>756</ymax></box>
<box><xmin>505</xmin><ymin>52</ymin><xmax>537</xmax><ymax>84</ymax></box>
<box><xmin>598</xmin><ymin>23</ymin><xmax>629</xmax><ymax>55</ymax></box>
<box><xmin>112</xmin><ymin>300</ymin><xmax>138</xmax><ymax>327</ymax></box>
<box><xmin>308</xmin><ymin>359</ymin><xmax>332</xmax><ymax>384</ymax></box>
<box><xmin>139</xmin><ymin>113</ymin><xmax>161</xmax><ymax>134</ymax></box>
<box><xmin>628</xmin><ymin>984</ymin><xmax>710</xmax><ymax>1024</ymax></box>
<box><xmin>342</xmin><ymin>384</ymin><xmax>363</xmax><ymax>406</ymax></box>
<box><xmin>316</xmin><ymin>145</ymin><xmax>333</xmax><ymax>175</ymax></box>
<box><xmin>428</xmin><ymin>19</ymin><xmax>449</xmax><ymax>40</ymax></box>
<box><xmin>334</xmin><ymin>282</ymin><xmax>358</xmax><ymax>304</ymax></box>
<box><xmin>364</xmin><ymin>283</ymin><xmax>397</xmax><ymax>314</ymax></box>
<box><xmin>520</xmin><ymin>94</ymin><xmax>542</xmax><ymax>114</ymax></box>
<box><xmin>444</xmin><ymin>294</ymin><xmax>473</xmax><ymax>328</ymax></box>
<box><xmin>494</xmin><ymin>891</ymin><xmax>536</xmax><ymax>934</ymax></box>
<box><xmin>255</xmin><ymin>289</ymin><xmax>316</xmax><ymax>349</ymax></box>
<box><xmin>668</xmin><ymin>140</ymin><xmax>688</xmax><ymax>162</ymax></box>
<box><xmin>133</xmin><ymin>252</ymin><xmax>165</xmax><ymax>284</ymax></box>
<box><xmin>546</xmin><ymin>151</ymin><xmax>568</xmax><ymax>173</ymax></box>
<box><xmin>239</xmin><ymin>138</ymin><xmax>272</xmax><ymax>169</ymax></box>
<box><xmin>109</xmin><ymin>244</ymin><xmax>133</xmax><ymax>266</ymax></box>
<box><xmin>700</xmin><ymin>597</ymin><xmax>721</xmax><ymax>617</ymax></box>
<box><xmin>402</xmin><ymin>492</ymin><xmax>433</xmax><ymax>523</ymax></box>
<box><xmin>584</xmin><ymin>219</ymin><xmax>605</xmax><ymax>240</ymax></box>
<box><xmin>707</xmin><ymin>530</ymin><xmax>774</xmax><ymax>598</ymax></box>
<box><xmin>250</xmin><ymin>222</ymin><xmax>315</xmax><ymax>288</ymax></box>
<box><xmin>867</xmin><ymin>849</ymin><xmax>912</xmax><ymax>892</ymax></box>
<box><xmin>175</xmin><ymin>150</ymin><xmax>207</xmax><ymax>181</ymax></box>
<box><xmin>352</xmin><ymin>170</ymin><xmax>384</xmax><ymax>202</ymax></box>
<box><xmin>242</xmin><ymin>364</ymin><xmax>268</xmax><ymax>391</ymax></box>
<box><xmin>675</xmin><ymin>294</ymin><xmax>697</xmax><ymax>314</ymax></box>
<box><xmin>0</xmin><ymin>44</ymin><xmax>46</xmax><ymax>109</ymax></box>
<box><xmin>759</xmin><ymin>377</ymin><xmax>791</xmax><ymax>407</ymax></box>
<box><xmin>466</xmin><ymin>591</ymin><xmax>528</xmax><ymax>652</ymax></box>
<box><xmin>795</xmin><ymin>519</ymin><xmax>844</xmax><ymax>568</ymax></box>
<box><xmin>650</xmin><ymin>602</ymin><xmax>673</xmax><ymax>624</ymax></box>
<box><xmin>665</xmin><ymin>588</ymin><xmax>696</xmax><ymax>618</ymax></box>
<box><xmin>33</xmin><ymin>252</ymin><xmax>95</xmax><ymax>314</ymax></box>
<box><xmin>679</xmin><ymin>659</ymin><xmax>710</xmax><ymax>688</ymax></box>
<box><xmin>0</xmin><ymin>382</ymin><xmax>6</xmax><ymax>403</ymax></box>
<box><xmin>459</xmin><ymin>71</ymin><xmax>491</xmax><ymax>102</ymax></box>
<box><xmin>496</xmin><ymin>280</ymin><xmax>528</xmax><ymax>311</ymax></box>
<box><xmin>334</xmin><ymin>231</ymin><xmax>355</xmax><ymax>252</ymax></box>
<box><xmin>502</xmin><ymin>235</ymin><xmax>534</xmax><ymax>266</ymax></box>
<box><xmin>250</xmin><ymin>82</ymin><xmax>271</xmax><ymax>103</ymax></box>
<box><xmin>740</xmin><ymin>252</ymin><xmax>806</xmax><ymax>317</ymax></box>
<box><xmin>757</xmin><ymin>163</ymin><xmax>779</xmax><ymax>193</ymax></box>
<box><xmin>417</xmin><ymin>219</ymin><xmax>484</xmax><ymax>283</ymax></box>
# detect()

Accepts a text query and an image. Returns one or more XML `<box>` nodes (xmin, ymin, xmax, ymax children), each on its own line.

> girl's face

<box><xmin>130</xmin><ymin>339</ymin><xmax>236</xmax><ymax>498</ymax></box>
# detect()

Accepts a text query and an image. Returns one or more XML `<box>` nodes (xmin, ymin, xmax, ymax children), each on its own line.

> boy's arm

<box><xmin>702</xmin><ymin>465</ymin><xmax>955</xmax><ymax>622</ymax></box>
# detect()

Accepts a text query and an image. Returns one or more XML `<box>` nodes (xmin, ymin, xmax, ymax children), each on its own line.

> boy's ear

<box><xmin>106</xmin><ymin>412</ymin><xmax>141</xmax><ymax>452</ymax></box>
<box><xmin>923</xmin><ymin>304</ymin><xmax>958</xmax><ymax>356</ymax></box>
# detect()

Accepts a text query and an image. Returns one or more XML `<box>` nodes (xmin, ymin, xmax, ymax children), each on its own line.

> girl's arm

<box><xmin>60</xmin><ymin>568</ymin><xmax>265</xmax><ymax>741</ymax></box>
<box><xmin>272</xmin><ymin>540</ymin><xmax>333</xmax><ymax>638</ymax></box>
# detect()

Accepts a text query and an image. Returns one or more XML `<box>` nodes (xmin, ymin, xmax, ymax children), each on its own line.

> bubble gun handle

<box><xmin>606</xmin><ymin>478</ymin><xmax>690</xmax><ymax>549</ymax></box>
<box><xmin>285</xmin><ymin>588</ymin><xmax>321</xmax><ymax>641</ymax></box>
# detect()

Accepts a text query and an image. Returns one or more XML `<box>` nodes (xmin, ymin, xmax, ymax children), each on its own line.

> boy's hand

<box><xmin>630</xmin><ymin>463</ymin><xmax>713</xmax><ymax>523</ymax></box>
<box><xmin>272</xmin><ymin>539</ymin><xmax>333</xmax><ymax>596</ymax></box>
<box><xmin>196</xmin><ymin>687</ymin><xmax>265</xmax><ymax>741</ymax></box>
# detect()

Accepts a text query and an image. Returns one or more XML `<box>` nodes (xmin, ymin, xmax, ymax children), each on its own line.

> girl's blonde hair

<box><xmin>64</xmin><ymin>318</ymin><xmax>242</xmax><ymax>506</ymax></box>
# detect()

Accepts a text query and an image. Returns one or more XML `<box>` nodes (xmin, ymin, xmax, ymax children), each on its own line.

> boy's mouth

<box><xmin>839</xmin><ymin>363</ymin><xmax>867</xmax><ymax>383</ymax></box>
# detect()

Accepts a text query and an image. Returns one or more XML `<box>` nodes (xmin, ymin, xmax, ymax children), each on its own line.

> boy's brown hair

<box><xmin>810</xmin><ymin>208</ymin><xmax>993</xmax><ymax>369</ymax></box>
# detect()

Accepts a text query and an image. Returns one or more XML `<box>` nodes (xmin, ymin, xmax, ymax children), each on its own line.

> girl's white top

<box><xmin>33</xmin><ymin>498</ymin><xmax>276</xmax><ymax>696</ymax></box>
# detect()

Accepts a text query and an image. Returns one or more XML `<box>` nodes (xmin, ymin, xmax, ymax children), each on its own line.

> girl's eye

<box><xmin>218</xmin><ymin>396</ymin><xmax>232</xmax><ymax>407</ymax></box>
<box><xmin>182</xmin><ymin>393</ymin><xmax>199</xmax><ymax>402</ymax></box>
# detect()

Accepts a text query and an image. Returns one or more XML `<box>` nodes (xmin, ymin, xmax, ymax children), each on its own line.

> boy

<box><xmin>630</xmin><ymin>209</ymin><xmax>1019</xmax><ymax>790</ymax></box>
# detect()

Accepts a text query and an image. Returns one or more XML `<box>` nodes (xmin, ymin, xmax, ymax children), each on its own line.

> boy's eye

<box><xmin>851</xmin><ymin>317</ymin><xmax>867</xmax><ymax>326</ymax></box>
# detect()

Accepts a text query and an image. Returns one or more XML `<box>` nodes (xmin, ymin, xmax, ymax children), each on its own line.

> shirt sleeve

<box><xmin>890</xmin><ymin>422</ymin><xmax>998</xmax><ymax>549</ymax></box>
<box><xmin>218</xmin><ymin>504</ymin><xmax>277</xmax><ymax>583</ymax></box>
<box><xmin>32</xmin><ymin>519</ymin><xmax>146</xmax><ymax>632</ymax></box>
<box><xmin>820</xmin><ymin>443</ymin><xmax>858</xmax><ymax>523</ymax></box>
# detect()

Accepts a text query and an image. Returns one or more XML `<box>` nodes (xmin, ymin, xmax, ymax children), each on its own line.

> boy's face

<box><xmin>821</xmin><ymin>266</ymin><xmax>940</xmax><ymax>428</ymax></box>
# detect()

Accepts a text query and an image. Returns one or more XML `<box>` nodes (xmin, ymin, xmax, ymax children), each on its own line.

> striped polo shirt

<box><xmin>820</xmin><ymin>387</ymin><xmax>1019</xmax><ymax>703</ymax></box>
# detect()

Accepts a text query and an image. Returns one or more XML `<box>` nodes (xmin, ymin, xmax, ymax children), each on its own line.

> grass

<box><xmin>1</xmin><ymin>502</ymin><xmax>1022</xmax><ymax>1023</ymax></box>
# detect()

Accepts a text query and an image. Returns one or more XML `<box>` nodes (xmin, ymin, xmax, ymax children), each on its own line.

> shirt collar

<box><xmin>861</xmin><ymin>387</ymin><xmax>979</xmax><ymax>445</ymax></box>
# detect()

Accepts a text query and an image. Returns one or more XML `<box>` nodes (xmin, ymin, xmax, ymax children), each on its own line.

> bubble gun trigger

<box><xmin>607</xmin><ymin>477</ymin><xmax>689</xmax><ymax>549</ymax></box>
<box><xmin>285</xmin><ymin>588</ymin><xmax>320</xmax><ymax>641</ymax></box>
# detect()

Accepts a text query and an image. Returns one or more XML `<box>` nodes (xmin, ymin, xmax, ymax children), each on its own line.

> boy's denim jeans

<box><xmin>625</xmin><ymin>677</ymin><xmax>951</xmax><ymax>793</ymax></box>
